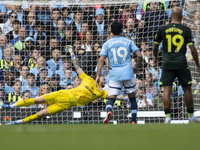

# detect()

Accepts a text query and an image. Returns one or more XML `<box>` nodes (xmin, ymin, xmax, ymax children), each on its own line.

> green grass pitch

<box><xmin>0</xmin><ymin>124</ymin><xmax>200</xmax><ymax>150</ymax></box>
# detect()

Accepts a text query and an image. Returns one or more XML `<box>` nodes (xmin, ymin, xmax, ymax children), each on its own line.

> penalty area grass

<box><xmin>0</xmin><ymin>124</ymin><xmax>199</xmax><ymax>150</ymax></box>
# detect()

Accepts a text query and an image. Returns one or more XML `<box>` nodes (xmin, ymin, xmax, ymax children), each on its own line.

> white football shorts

<box><xmin>107</xmin><ymin>78</ymin><xmax>136</xmax><ymax>96</ymax></box>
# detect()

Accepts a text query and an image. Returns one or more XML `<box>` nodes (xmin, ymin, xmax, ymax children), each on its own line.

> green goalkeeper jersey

<box><xmin>154</xmin><ymin>23</ymin><xmax>194</xmax><ymax>70</ymax></box>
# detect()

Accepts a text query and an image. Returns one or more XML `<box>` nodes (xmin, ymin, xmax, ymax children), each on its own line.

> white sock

<box><xmin>15</xmin><ymin>119</ymin><xmax>24</xmax><ymax>124</ymax></box>
<box><xmin>10</xmin><ymin>103</ymin><xmax>18</xmax><ymax>108</ymax></box>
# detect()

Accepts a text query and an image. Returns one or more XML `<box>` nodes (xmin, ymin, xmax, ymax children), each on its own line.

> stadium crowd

<box><xmin>0</xmin><ymin>0</ymin><xmax>199</xmax><ymax>110</ymax></box>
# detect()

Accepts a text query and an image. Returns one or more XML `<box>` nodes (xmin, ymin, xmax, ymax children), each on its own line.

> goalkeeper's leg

<box><xmin>1</xmin><ymin>96</ymin><xmax>45</xmax><ymax>109</ymax></box>
<box><xmin>6</xmin><ymin>103</ymin><xmax>66</xmax><ymax>125</ymax></box>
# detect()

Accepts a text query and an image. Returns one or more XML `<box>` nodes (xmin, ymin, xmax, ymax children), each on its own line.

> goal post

<box><xmin>0</xmin><ymin>0</ymin><xmax>199</xmax><ymax>124</ymax></box>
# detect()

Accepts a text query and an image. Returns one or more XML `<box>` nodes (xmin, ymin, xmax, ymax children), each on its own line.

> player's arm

<box><xmin>67</xmin><ymin>45</ymin><xmax>83</xmax><ymax>76</ymax></box>
<box><xmin>96</xmin><ymin>56</ymin><xmax>106</xmax><ymax>87</ymax></box>
<box><xmin>189</xmin><ymin>44</ymin><xmax>200</xmax><ymax>74</ymax></box>
<box><xmin>153</xmin><ymin>43</ymin><xmax>159</xmax><ymax>63</ymax></box>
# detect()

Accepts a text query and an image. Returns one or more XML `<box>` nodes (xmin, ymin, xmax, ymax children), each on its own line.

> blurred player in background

<box><xmin>96</xmin><ymin>21</ymin><xmax>142</xmax><ymax>124</ymax></box>
<box><xmin>153</xmin><ymin>7</ymin><xmax>200</xmax><ymax>123</ymax></box>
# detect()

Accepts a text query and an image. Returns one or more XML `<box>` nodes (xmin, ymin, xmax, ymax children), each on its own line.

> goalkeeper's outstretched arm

<box><xmin>67</xmin><ymin>45</ymin><xmax>83</xmax><ymax>76</ymax></box>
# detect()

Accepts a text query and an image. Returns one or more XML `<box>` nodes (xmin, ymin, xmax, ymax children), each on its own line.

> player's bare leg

<box><xmin>182</xmin><ymin>85</ymin><xmax>200</xmax><ymax>123</ymax></box>
<box><xmin>163</xmin><ymin>86</ymin><xmax>172</xmax><ymax>123</ymax></box>
<box><xmin>1</xmin><ymin>96</ymin><xmax>45</xmax><ymax>109</ymax></box>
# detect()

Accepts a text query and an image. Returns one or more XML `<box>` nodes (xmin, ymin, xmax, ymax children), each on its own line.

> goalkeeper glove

<box><xmin>66</xmin><ymin>45</ymin><xmax>76</xmax><ymax>60</ymax></box>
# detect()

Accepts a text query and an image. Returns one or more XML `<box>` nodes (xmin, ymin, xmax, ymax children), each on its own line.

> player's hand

<box><xmin>66</xmin><ymin>45</ymin><xmax>74</xmax><ymax>55</ymax></box>
<box><xmin>95</xmin><ymin>76</ymin><xmax>100</xmax><ymax>87</ymax></box>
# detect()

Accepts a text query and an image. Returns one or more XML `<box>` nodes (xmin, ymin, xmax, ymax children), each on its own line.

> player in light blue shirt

<box><xmin>96</xmin><ymin>21</ymin><xmax>142</xmax><ymax>124</ymax></box>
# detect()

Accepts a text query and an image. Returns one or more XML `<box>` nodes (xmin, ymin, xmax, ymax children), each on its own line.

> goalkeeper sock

<box><xmin>24</xmin><ymin>113</ymin><xmax>40</xmax><ymax>123</ymax></box>
<box><xmin>130</xmin><ymin>97</ymin><xmax>137</xmax><ymax>122</ymax></box>
<box><xmin>16</xmin><ymin>98</ymin><xmax>35</xmax><ymax>107</ymax></box>
<box><xmin>106</xmin><ymin>98</ymin><xmax>115</xmax><ymax>112</ymax></box>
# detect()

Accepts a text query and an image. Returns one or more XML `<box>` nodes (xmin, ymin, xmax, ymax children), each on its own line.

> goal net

<box><xmin>0</xmin><ymin>0</ymin><xmax>199</xmax><ymax>124</ymax></box>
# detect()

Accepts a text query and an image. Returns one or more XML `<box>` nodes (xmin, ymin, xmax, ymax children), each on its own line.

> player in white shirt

<box><xmin>96</xmin><ymin>21</ymin><xmax>142</xmax><ymax>124</ymax></box>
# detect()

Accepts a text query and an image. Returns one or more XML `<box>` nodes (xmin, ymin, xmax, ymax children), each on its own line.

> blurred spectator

<box><xmin>21</xmin><ymin>90</ymin><xmax>31</xmax><ymax>100</ymax></box>
<box><xmin>79</xmin><ymin>21</ymin><xmax>88</xmax><ymax>40</ymax></box>
<box><xmin>119</xmin><ymin>6</ymin><xmax>132</xmax><ymax>26</ymax></box>
<box><xmin>36</xmin><ymin>68</ymin><xmax>50</xmax><ymax>87</ymax></box>
<box><xmin>61</xmin><ymin>7</ymin><xmax>73</xmax><ymax>26</ymax></box>
<box><xmin>138</xmin><ymin>2</ymin><xmax>168</xmax><ymax>43</ymax></box>
<box><xmin>146</xmin><ymin>56</ymin><xmax>162</xmax><ymax>86</ymax></box>
<box><xmin>49</xmin><ymin>73</ymin><xmax>62</xmax><ymax>92</ymax></box>
<box><xmin>46</xmin><ymin>8</ymin><xmax>61</xmax><ymax>40</ymax></box>
<box><xmin>1</xmin><ymin>66</ymin><xmax>20</xmax><ymax>95</ymax></box>
<box><xmin>0</xmin><ymin>88</ymin><xmax>5</xmax><ymax>104</ymax></box>
<box><xmin>21</xmin><ymin>73</ymin><xmax>39</xmax><ymax>98</ymax></box>
<box><xmin>73</xmin><ymin>76</ymin><xmax>81</xmax><ymax>87</ymax></box>
<box><xmin>6</xmin><ymin>20</ymin><xmax>20</xmax><ymax>42</ymax></box>
<box><xmin>52</xmin><ymin>19</ymin><xmax>66</xmax><ymax>41</ymax></box>
<box><xmin>19</xmin><ymin>65</ymin><xmax>29</xmax><ymax>87</ymax></box>
<box><xmin>38</xmin><ymin>83</ymin><xmax>50</xmax><ymax>96</ymax></box>
<box><xmin>6</xmin><ymin>80</ymin><xmax>22</xmax><ymax>105</ymax></box>
<box><xmin>55</xmin><ymin>57</ymin><xmax>77</xmax><ymax>80</ymax></box>
<box><xmin>0</xmin><ymin>34</ymin><xmax>8</xmax><ymax>60</ymax></box>
<box><xmin>90</xmin><ymin>8</ymin><xmax>108</xmax><ymax>42</ymax></box>
<box><xmin>153</xmin><ymin>87</ymin><xmax>164</xmax><ymax>108</ymax></box>
<box><xmin>129</xmin><ymin>3</ymin><xmax>143</xmax><ymax>21</ymax></box>
<box><xmin>45</xmin><ymin>36</ymin><xmax>59</xmax><ymax>60</ymax></box>
<box><xmin>122</xmin><ymin>18</ymin><xmax>139</xmax><ymax>45</ymax></box>
<box><xmin>46</xmin><ymin>47</ymin><xmax>63</xmax><ymax>74</ymax></box>
<box><xmin>19</xmin><ymin>36</ymin><xmax>34</xmax><ymax>61</ymax></box>
<box><xmin>25</xmin><ymin>45</ymin><xmax>41</xmax><ymax>69</ymax></box>
<box><xmin>61</xmin><ymin>26</ymin><xmax>77</xmax><ymax>47</ymax></box>
<box><xmin>136</xmin><ymin>86</ymin><xmax>153</xmax><ymax>108</ymax></box>
<box><xmin>98</xmin><ymin>20</ymin><xmax>113</xmax><ymax>45</ymax></box>
<box><xmin>71</xmin><ymin>8</ymin><xmax>83</xmax><ymax>33</ymax></box>
<box><xmin>13</xmin><ymin>54</ymin><xmax>22</xmax><ymax>72</ymax></box>
<box><xmin>14</xmin><ymin>5</ymin><xmax>26</xmax><ymax>25</ymax></box>
<box><xmin>0</xmin><ymin>45</ymin><xmax>14</xmax><ymax>71</ymax></box>
<box><xmin>10</xmin><ymin>27</ymin><xmax>27</xmax><ymax>51</ymax></box>
<box><xmin>72</xmin><ymin>38</ymin><xmax>85</xmax><ymax>55</ymax></box>
<box><xmin>145</xmin><ymin>72</ymin><xmax>158</xmax><ymax>97</ymax></box>
<box><xmin>30</xmin><ymin>56</ymin><xmax>53</xmax><ymax>79</ymax></box>
<box><xmin>81</xmin><ymin>30</ymin><xmax>93</xmax><ymax>52</ymax></box>
<box><xmin>25</xmin><ymin>11</ymin><xmax>37</xmax><ymax>37</ymax></box>
<box><xmin>103</xmin><ymin>4</ymin><xmax>119</xmax><ymax>21</ymax></box>
<box><xmin>33</xmin><ymin>21</ymin><xmax>47</xmax><ymax>43</ymax></box>
<box><xmin>59</xmin><ymin>69</ymin><xmax>73</xmax><ymax>88</ymax></box>
<box><xmin>0</xmin><ymin>4</ymin><xmax>6</xmax><ymax>23</ymax></box>
<box><xmin>35</xmin><ymin>5</ymin><xmax>51</xmax><ymax>24</ymax></box>
<box><xmin>3</xmin><ymin>11</ymin><xmax>17</xmax><ymax>35</ymax></box>
<box><xmin>82</xmin><ymin>5</ymin><xmax>95</xmax><ymax>24</ymax></box>
<box><xmin>65</xmin><ymin>82</ymin><xmax>74</xmax><ymax>90</ymax></box>
<box><xmin>37</xmin><ymin>83</ymin><xmax>50</xmax><ymax>108</ymax></box>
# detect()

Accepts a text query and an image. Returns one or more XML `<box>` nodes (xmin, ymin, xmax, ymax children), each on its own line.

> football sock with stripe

<box><xmin>16</xmin><ymin>98</ymin><xmax>35</xmax><ymax>107</ymax></box>
<box><xmin>106</xmin><ymin>98</ymin><xmax>115</xmax><ymax>112</ymax></box>
<box><xmin>23</xmin><ymin>113</ymin><xmax>40</xmax><ymax>123</ymax></box>
<box><xmin>130</xmin><ymin>97</ymin><xmax>137</xmax><ymax>122</ymax></box>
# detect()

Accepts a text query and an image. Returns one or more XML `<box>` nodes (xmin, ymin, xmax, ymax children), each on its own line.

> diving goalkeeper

<box><xmin>1</xmin><ymin>46</ymin><xmax>108</xmax><ymax>125</ymax></box>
